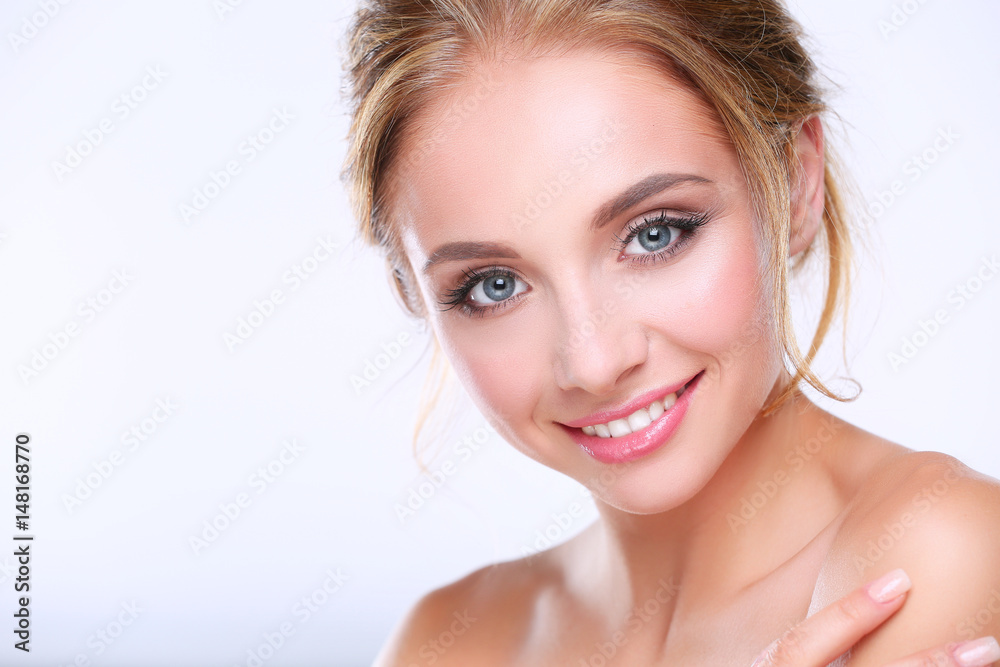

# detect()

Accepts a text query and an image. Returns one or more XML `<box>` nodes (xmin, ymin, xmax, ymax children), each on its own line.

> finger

<box><xmin>882</xmin><ymin>636</ymin><xmax>1000</xmax><ymax>667</ymax></box>
<box><xmin>751</xmin><ymin>568</ymin><xmax>912</xmax><ymax>667</ymax></box>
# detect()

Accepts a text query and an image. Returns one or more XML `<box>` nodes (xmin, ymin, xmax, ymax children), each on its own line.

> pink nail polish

<box><xmin>954</xmin><ymin>636</ymin><xmax>1000</xmax><ymax>667</ymax></box>
<box><xmin>865</xmin><ymin>568</ymin><xmax>911</xmax><ymax>603</ymax></box>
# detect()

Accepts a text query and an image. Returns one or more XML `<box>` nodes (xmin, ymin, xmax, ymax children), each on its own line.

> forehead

<box><xmin>391</xmin><ymin>47</ymin><xmax>736</xmax><ymax>260</ymax></box>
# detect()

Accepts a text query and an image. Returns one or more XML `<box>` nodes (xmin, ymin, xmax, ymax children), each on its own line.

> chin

<box><xmin>581</xmin><ymin>445</ymin><xmax>724</xmax><ymax>515</ymax></box>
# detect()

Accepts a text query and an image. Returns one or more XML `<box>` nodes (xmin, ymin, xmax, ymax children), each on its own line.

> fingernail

<box><xmin>865</xmin><ymin>568</ymin><xmax>911</xmax><ymax>603</ymax></box>
<box><xmin>953</xmin><ymin>636</ymin><xmax>1000</xmax><ymax>667</ymax></box>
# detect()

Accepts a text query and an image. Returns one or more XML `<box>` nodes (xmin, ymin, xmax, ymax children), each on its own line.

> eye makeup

<box><xmin>435</xmin><ymin>209</ymin><xmax>711</xmax><ymax>318</ymax></box>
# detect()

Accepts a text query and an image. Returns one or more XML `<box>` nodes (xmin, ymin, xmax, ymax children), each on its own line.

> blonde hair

<box><xmin>341</xmin><ymin>0</ymin><xmax>856</xmax><ymax>456</ymax></box>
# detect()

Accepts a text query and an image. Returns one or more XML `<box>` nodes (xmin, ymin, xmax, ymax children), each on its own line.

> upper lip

<box><xmin>561</xmin><ymin>372</ymin><xmax>701</xmax><ymax>429</ymax></box>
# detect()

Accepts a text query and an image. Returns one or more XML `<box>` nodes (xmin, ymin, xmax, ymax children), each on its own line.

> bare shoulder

<box><xmin>833</xmin><ymin>449</ymin><xmax>1000</xmax><ymax>551</ymax></box>
<box><xmin>372</xmin><ymin>551</ymin><xmax>560</xmax><ymax>666</ymax></box>
<box><xmin>811</xmin><ymin>448</ymin><xmax>1000</xmax><ymax>663</ymax></box>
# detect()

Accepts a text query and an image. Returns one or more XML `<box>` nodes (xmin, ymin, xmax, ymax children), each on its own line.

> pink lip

<box><xmin>558</xmin><ymin>371</ymin><xmax>703</xmax><ymax>464</ymax></box>
<box><xmin>563</xmin><ymin>373</ymin><xmax>698</xmax><ymax>428</ymax></box>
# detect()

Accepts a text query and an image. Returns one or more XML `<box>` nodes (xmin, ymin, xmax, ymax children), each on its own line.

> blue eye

<box><xmin>437</xmin><ymin>267</ymin><xmax>528</xmax><ymax>317</ymax></box>
<box><xmin>615</xmin><ymin>211</ymin><xmax>708</xmax><ymax>261</ymax></box>
<box><xmin>623</xmin><ymin>224</ymin><xmax>679</xmax><ymax>254</ymax></box>
<box><xmin>469</xmin><ymin>273</ymin><xmax>519</xmax><ymax>303</ymax></box>
<box><xmin>437</xmin><ymin>210</ymin><xmax>709</xmax><ymax>318</ymax></box>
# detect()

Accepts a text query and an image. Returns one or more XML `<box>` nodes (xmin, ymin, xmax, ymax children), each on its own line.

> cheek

<box><xmin>432</xmin><ymin>317</ymin><xmax>550</xmax><ymax>447</ymax></box>
<box><xmin>640</xmin><ymin>222</ymin><xmax>775</xmax><ymax>367</ymax></box>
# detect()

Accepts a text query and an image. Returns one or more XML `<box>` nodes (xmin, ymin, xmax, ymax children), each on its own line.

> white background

<box><xmin>0</xmin><ymin>0</ymin><xmax>997</xmax><ymax>665</ymax></box>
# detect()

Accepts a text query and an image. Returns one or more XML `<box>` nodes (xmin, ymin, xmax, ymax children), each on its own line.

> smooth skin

<box><xmin>374</xmin><ymin>46</ymin><xmax>1000</xmax><ymax>665</ymax></box>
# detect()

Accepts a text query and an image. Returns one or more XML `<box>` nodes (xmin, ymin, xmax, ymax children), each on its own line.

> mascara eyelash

<box><xmin>613</xmin><ymin>210</ymin><xmax>709</xmax><ymax>264</ymax></box>
<box><xmin>438</xmin><ymin>210</ymin><xmax>709</xmax><ymax>317</ymax></box>
<box><xmin>437</xmin><ymin>265</ymin><xmax>524</xmax><ymax>318</ymax></box>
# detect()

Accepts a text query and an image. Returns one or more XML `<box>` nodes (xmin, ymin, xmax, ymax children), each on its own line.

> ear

<box><xmin>788</xmin><ymin>115</ymin><xmax>825</xmax><ymax>257</ymax></box>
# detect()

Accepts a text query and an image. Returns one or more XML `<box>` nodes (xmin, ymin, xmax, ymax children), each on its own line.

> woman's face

<box><xmin>391</xmin><ymin>47</ymin><xmax>788</xmax><ymax>514</ymax></box>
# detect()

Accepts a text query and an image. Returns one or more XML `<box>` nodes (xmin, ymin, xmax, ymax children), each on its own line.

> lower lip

<box><xmin>561</xmin><ymin>371</ymin><xmax>703</xmax><ymax>464</ymax></box>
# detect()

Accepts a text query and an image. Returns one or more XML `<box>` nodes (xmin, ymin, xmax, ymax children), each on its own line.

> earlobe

<box><xmin>789</xmin><ymin>115</ymin><xmax>825</xmax><ymax>258</ymax></box>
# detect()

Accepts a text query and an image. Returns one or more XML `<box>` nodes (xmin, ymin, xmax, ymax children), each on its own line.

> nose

<box><xmin>552</xmin><ymin>286</ymin><xmax>649</xmax><ymax>396</ymax></box>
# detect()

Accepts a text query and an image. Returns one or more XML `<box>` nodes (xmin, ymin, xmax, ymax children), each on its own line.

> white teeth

<box><xmin>627</xmin><ymin>408</ymin><xmax>652</xmax><ymax>432</ymax></box>
<box><xmin>608</xmin><ymin>418</ymin><xmax>631</xmax><ymax>437</ymax></box>
<box><xmin>581</xmin><ymin>390</ymin><xmax>680</xmax><ymax>439</ymax></box>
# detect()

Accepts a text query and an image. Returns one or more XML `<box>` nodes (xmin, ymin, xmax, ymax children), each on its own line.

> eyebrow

<box><xmin>422</xmin><ymin>241</ymin><xmax>521</xmax><ymax>274</ymax></box>
<box><xmin>590</xmin><ymin>172</ymin><xmax>711</xmax><ymax>232</ymax></box>
<box><xmin>421</xmin><ymin>172</ymin><xmax>711</xmax><ymax>274</ymax></box>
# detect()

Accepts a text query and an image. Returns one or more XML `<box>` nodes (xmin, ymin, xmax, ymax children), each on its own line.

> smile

<box><xmin>560</xmin><ymin>371</ymin><xmax>703</xmax><ymax>465</ymax></box>
<box><xmin>581</xmin><ymin>384</ymin><xmax>689</xmax><ymax>438</ymax></box>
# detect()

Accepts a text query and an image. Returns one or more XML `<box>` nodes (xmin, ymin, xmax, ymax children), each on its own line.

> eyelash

<box><xmin>436</xmin><ymin>210</ymin><xmax>709</xmax><ymax>318</ymax></box>
<box><xmin>613</xmin><ymin>210</ymin><xmax>709</xmax><ymax>264</ymax></box>
<box><xmin>437</xmin><ymin>264</ymin><xmax>521</xmax><ymax>318</ymax></box>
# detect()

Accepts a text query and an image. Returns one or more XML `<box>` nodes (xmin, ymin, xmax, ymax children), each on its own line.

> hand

<box><xmin>751</xmin><ymin>568</ymin><xmax>1000</xmax><ymax>667</ymax></box>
